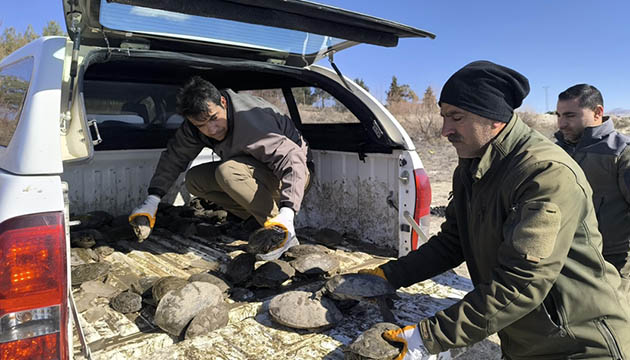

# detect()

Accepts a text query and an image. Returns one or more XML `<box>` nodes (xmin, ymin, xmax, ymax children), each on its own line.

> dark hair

<box><xmin>558</xmin><ymin>84</ymin><xmax>603</xmax><ymax>111</ymax></box>
<box><xmin>176</xmin><ymin>76</ymin><xmax>222</xmax><ymax>118</ymax></box>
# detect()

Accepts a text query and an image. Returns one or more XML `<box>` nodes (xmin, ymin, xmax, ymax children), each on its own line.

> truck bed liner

<box><xmin>70</xmin><ymin>231</ymin><xmax>497</xmax><ymax>359</ymax></box>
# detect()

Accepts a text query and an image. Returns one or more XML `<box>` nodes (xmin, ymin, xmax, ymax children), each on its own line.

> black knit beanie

<box><xmin>439</xmin><ymin>60</ymin><xmax>530</xmax><ymax>123</ymax></box>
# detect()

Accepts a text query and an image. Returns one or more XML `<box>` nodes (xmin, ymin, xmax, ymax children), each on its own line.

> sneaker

<box><xmin>256</xmin><ymin>234</ymin><xmax>300</xmax><ymax>261</ymax></box>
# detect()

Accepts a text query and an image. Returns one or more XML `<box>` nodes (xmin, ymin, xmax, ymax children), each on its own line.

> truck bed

<box><xmin>70</xmin><ymin>230</ymin><xmax>500</xmax><ymax>359</ymax></box>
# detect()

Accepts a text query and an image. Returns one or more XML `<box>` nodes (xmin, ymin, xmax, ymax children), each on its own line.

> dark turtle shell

<box><xmin>282</xmin><ymin>244</ymin><xmax>330</xmax><ymax>259</ymax></box>
<box><xmin>269</xmin><ymin>291</ymin><xmax>343</xmax><ymax>330</ymax></box>
<box><xmin>246</xmin><ymin>226</ymin><xmax>287</xmax><ymax>254</ymax></box>
<box><xmin>324</xmin><ymin>274</ymin><xmax>395</xmax><ymax>301</ymax></box>
<box><xmin>345</xmin><ymin>322</ymin><xmax>403</xmax><ymax>360</ymax></box>
<box><xmin>225</xmin><ymin>253</ymin><xmax>256</xmax><ymax>285</ymax></box>
<box><xmin>251</xmin><ymin>260</ymin><xmax>295</xmax><ymax>288</ymax></box>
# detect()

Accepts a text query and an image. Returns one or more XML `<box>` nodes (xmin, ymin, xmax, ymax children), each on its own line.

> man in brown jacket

<box><xmin>129</xmin><ymin>76</ymin><xmax>312</xmax><ymax>260</ymax></box>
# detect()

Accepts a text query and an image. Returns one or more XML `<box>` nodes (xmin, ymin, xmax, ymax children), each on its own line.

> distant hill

<box><xmin>607</xmin><ymin>108</ymin><xmax>630</xmax><ymax>116</ymax></box>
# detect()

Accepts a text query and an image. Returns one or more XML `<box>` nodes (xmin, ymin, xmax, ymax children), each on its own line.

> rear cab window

<box><xmin>0</xmin><ymin>57</ymin><xmax>34</xmax><ymax>147</ymax></box>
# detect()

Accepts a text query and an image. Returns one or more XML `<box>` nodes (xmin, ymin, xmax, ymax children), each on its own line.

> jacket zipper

<box><xmin>595</xmin><ymin>318</ymin><xmax>624</xmax><ymax>360</ymax></box>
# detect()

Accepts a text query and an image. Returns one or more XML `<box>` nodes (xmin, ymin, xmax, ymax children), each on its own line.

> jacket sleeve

<box><xmin>242</xmin><ymin>112</ymin><xmax>309</xmax><ymax>213</ymax></box>
<box><xmin>148</xmin><ymin>121</ymin><xmax>204</xmax><ymax>197</ymax></box>
<box><xmin>420</xmin><ymin>162</ymin><xmax>583</xmax><ymax>353</ymax></box>
<box><xmin>381</xmin><ymin>198</ymin><xmax>465</xmax><ymax>289</ymax></box>
<box><xmin>617</xmin><ymin>146</ymin><xmax>630</xmax><ymax>204</ymax></box>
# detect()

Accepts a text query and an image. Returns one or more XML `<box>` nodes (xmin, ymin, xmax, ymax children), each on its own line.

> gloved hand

<box><xmin>129</xmin><ymin>195</ymin><xmax>160</xmax><ymax>229</ymax></box>
<box><xmin>263</xmin><ymin>207</ymin><xmax>295</xmax><ymax>243</ymax></box>
<box><xmin>382</xmin><ymin>324</ymin><xmax>442</xmax><ymax>360</ymax></box>
<box><xmin>358</xmin><ymin>267</ymin><xmax>388</xmax><ymax>281</ymax></box>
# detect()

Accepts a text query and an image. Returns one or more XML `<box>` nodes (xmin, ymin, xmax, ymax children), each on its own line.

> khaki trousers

<box><xmin>185</xmin><ymin>156</ymin><xmax>309</xmax><ymax>225</ymax></box>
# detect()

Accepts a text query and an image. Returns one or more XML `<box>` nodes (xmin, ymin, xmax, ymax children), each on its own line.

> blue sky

<box><xmin>3</xmin><ymin>0</ymin><xmax>630</xmax><ymax>113</ymax></box>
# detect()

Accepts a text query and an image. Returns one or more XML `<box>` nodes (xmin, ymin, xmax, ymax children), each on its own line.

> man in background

<box><xmin>555</xmin><ymin>84</ymin><xmax>630</xmax><ymax>285</ymax></box>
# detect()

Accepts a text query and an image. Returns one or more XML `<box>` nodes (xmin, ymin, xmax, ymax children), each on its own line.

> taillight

<box><xmin>412</xmin><ymin>169</ymin><xmax>432</xmax><ymax>251</ymax></box>
<box><xmin>0</xmin><ymin>212</ymin><xmax>68</xmax><ymax>360</ymax></box>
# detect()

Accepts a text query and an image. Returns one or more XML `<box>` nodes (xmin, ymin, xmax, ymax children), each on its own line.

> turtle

<box><xmin>246</xmin><ymin>225</ymin><xmax>287</xmax><ymax>255</ymax></box>
<box><xmin>188</xmin><ymin>272</ymin><xmax>231</xmax><ymax>293</ymax></box>
<box><xmin>282</xmin><ymin>244</ymin><xmax>330</xmax><ymax>259</ymax></box>
<box><xmin>344</xmin><ymin>322</ymin><xmax>403</xmax><ymax>360</ymax></box>
<box><xmin>313</xmin><ymin>228</ymin><xmax>344</xmax><ymax>247</ymax></box>
<box><xmin>250</xmin><ymin>260</ymin><xmax>295</xmax><ymax>288</ymax></box>
<box><xmin>70</xmin><ymin>229</ymin><xmax>104</xmax><ymax>248</ymax></box>
<box><xmin>324</xmin><ymin>274</ymin><xmax>397</xmax><ymax>323</ymax></box>
<box><xmin>71</xmin><ymin>262</ymin><xmax>111</xmax><ymax>286</ymax></box>
<box><xmin>151</xmin><ymin>276</ymin><xmax>188</xmax><ymax>304</ymax></box>
<box><xmin>290</xmin><ymin>253</ymin><xmax>340</xmax><ymax>276</ymax></box>
<box><xmin>268</xmin><ymin>290</ymin><xmax>343</xmax><ymax>330</ymax></box>
<box><xmin>224</xmin><ymin>253</ymin><xmax>256</xmax><ymax>285</ymax></box>
<box><xmin>130</xmin><ymin>216</ymin><xmax>152</xmax><ymax>242</ymax></box>
<box><xmin>110</xmin><ymin>291</ymin><xmax>143</xmax><ymax>314</ymax></box>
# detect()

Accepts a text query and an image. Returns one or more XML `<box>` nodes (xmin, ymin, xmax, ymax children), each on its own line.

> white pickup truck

<box><xmin>0</xmin><ymin>1</ymin><xmax>498</xmax><ymax>359</ymax></box>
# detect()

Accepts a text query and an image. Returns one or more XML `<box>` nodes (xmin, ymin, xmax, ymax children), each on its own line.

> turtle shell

<box><xmin>269</xmin><ymin>291</ymin><xmax>343</xmax><ymax>330</ymax></box>
<box><xmin>247</xmin><ymin>226</ymin><xmax>287</xmax><ymax>254</ymax></box>
<box><xmin>251</xmin><ymin>260</ymin><xmax>295</xmax><ymax>288</ymax></box>
<box><xmin>290</xmin><ymin>253</ymin><xmax>340</xmax><ymax>275</ymax></box>
<box><xmin>313</xmin><ymin>228</ymin><xmax>344</xmax><ymax>247</ymax></box>
<box><xmin>151</xmin><ymin>276</ymin><xmax>187</xmax><ymax>303</ymax></box>
<box><xmin>282</xmin><ymin>244</ymin><xmax>330</xmax><ymax>259</ymax></box>
<box><xmin>324</xmin><ymin>274</ymin><xmax>395</xmax><ymax>301</ymax></box>
<box><xmin>345</xmin><ymin>322</ymin><xmax>403</xmax><ymax>360</ymax></box>
<box><xmin>225</xmin><ymin>253</ymin><xmax>256</xmax><ymax>285</ymax></box>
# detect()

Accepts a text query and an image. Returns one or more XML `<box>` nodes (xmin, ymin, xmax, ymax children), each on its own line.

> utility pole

<box><xmin>543</xmin><ymin>86</ymin><xmax>549</xmax><ymax>113</ymax></box>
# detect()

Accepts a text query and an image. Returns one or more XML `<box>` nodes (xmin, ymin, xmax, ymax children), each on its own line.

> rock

<box><xmin>154</xmin><ymin>282</ymin><xmax>223</xmax><ymax>337</ymax></box>
<box><xmin>130</xmin><ymin>216</ymin><xmax>152</xmax><ymax>242</ymax></box>
<box><xmin>188</xmin><ymin>272</ymin><xmax>230</xmax><ymax>293</ymax></box>
<box><xmin>189</xmin><ymin>258</ymin><xmax>220</xmax><ymax>272</ymax></box>
<box><xmin>230</xmin><ymin>287</ymin><xmax>254</xmax><ymax>302</ymax></box>
<box><xmin>80</xmin><ymin>280</ymin><xmax>119</xmax><ymax>298</ymax></box>
<box><xmin>110</xmin><ymin>291</ymin><xmax>143</xmax><ymax>314</ymax></box>
<box><xmin>70</xmin><ymin>229</ymin><xmax>104</xmax><ymax>248</ymax></box>
<box><xmin>224</xmin><ymin>253</ymin><xmax>256</xmax><ymax>285</ymax></box>
<box><xmin>269</xmin><ymin>291</ymin><xmax>343</xmax><ymax>330</ymax></box>
<box><xmin>71</xmin><ymin>262</ymin><xmax>111</xmax><ymax>286</ymax></box>
<box><xmin>152</xmin><ymin>276</ymin><xmax>188</xmax><ymax>304</ymax></box>
<box><xmin>71</xmin><ymin>211</ymin><xmax>114</xmax><ymax>230</ymax></box>
<box><xmin>251</xmin><ymin>260</ymin><xmax>295</xmax><ymax>288</ymax></box>
<box><xmin>290</xmin><ymin>253</ymin><xmax>340</xmax><ymax>276</ymax></box>
<box><xmin>345</xmin><ymin>322</ymin><xmax>403</xmax><ymax>360</ymax></box>
<box><xmin>314</xmin><ymin>228</ymin><xmax>344</xmax><ymax>247</ymax></box>
<box><xmin>246</xmin><ymin>226</ymin><xmax>287</xmax><ymax>255</ymax></box>
<box><xmin>282</xmin><ymin>244</ymin><xmax>330</xmax><ymax>259</ymax></box>
<box><xmin>184</xmin><ymin>301</ymin><xmax>229</xmax><ymax>339</ymax></box>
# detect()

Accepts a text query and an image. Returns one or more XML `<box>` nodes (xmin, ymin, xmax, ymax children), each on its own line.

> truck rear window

<box><xmin>0</xmin><ymin>57</ymin><xmax>33</xmax><ymax>147</ymax></box>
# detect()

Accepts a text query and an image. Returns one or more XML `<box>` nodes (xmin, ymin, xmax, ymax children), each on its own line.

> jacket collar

<box><xmin>470</xmin><ymin>113</ymin><xmax>526</xmax><ymax>181</ymax></box>
<box><xmin>554</xmin><ymin>119</ymin><xmax>615</xmax><ymax>149</ymax></box>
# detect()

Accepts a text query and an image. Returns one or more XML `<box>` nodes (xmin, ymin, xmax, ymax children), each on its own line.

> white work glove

<box><xmin>263</xmin><ymin>207</ymin><xmax>295</xmax><ymax>242</ymax></box>
<box><xmin>129</xmin><ymin>195</ymin><xmax>161</xmax><ymax>228</ymax></box>
<box><xmin>382</xmin><ymin>324</ymin><xmax>451</xmax><ymax>360</ymax></box>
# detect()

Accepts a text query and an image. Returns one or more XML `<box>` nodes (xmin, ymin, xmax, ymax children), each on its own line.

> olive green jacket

<box><xmin>382</xmin><ymin>115</ymin><xmax>630</xmax><ymax>359</ymax></box>
<box><xmin>555</xmin><ymin>120</ymin><xmax>630</xmax><ymax>277</ymax></box>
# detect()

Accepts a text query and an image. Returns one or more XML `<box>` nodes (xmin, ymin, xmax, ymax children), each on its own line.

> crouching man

<box><xmin>363</xmin><ymin>61</ymin><xmax>630</xmax><ymax>359</ymax></box>
<box><xmin>129</xmin><ymin>76</ymin><xmax>312</xmax><ymax>260</ymax></box>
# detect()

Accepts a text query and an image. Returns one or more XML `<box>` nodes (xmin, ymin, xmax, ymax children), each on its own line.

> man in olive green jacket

<box><xmin>555</xmin><ymin>84</ymin><xmax>630</xmax><ymax>283</ymax></box>
<box><xmin>369</xmin><ymin>61</ymin><xmax>630</xmax><ymax>359</ymax></box>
